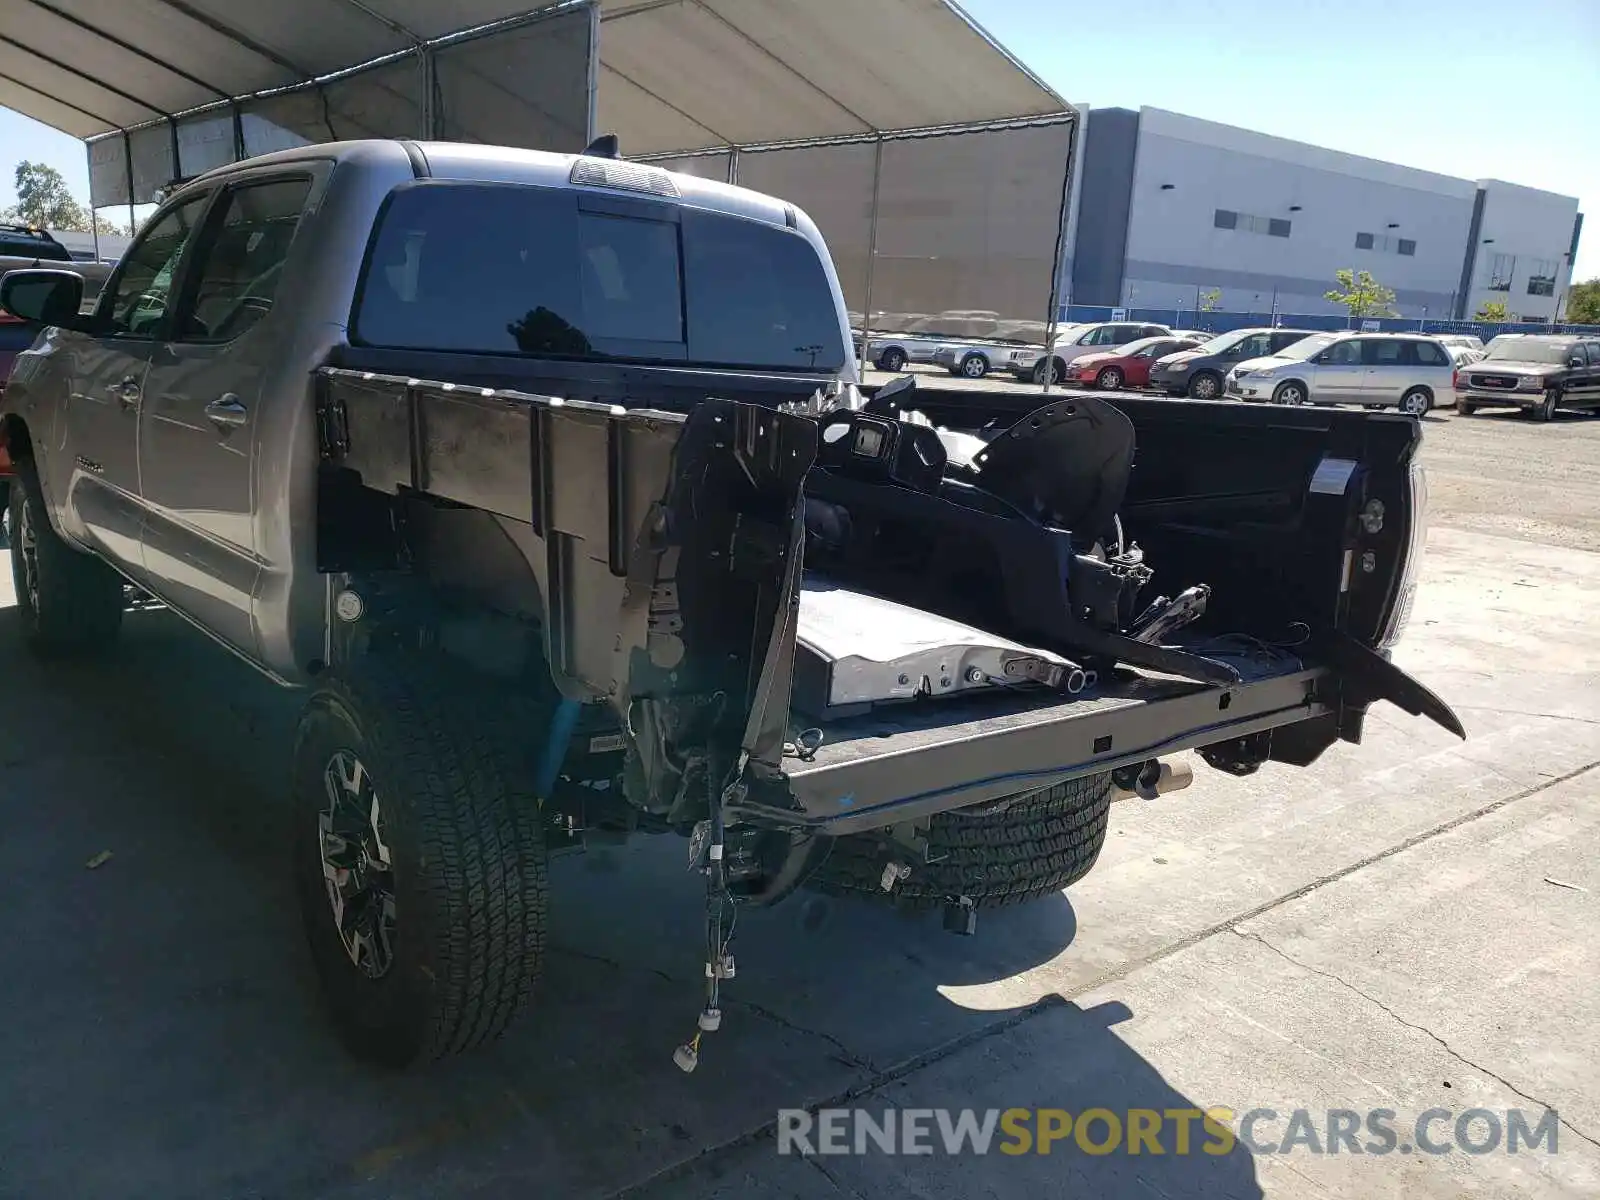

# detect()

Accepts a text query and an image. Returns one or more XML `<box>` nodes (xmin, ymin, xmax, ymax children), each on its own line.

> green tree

<box><xmin>1325</xmin><ymin>268</ymin><xmax>1398</xmax><ymax>320</ymax></box>
<box><xmin>1563</xmin><ymin>278</ymin><xmax>1600</xmax><ymax>325</ymax></box>
<box><xmin>1198</xmin><ymin>287</ymin><xmax>1222</xmax><ymax>312</ymax></box>
<box><xmin>1474</xmin><ymin>299</ymin><xmax>1510</xmax><ymax>322</ymax></box>
<box><xmin>2</xmin><ymin>161</ymin><xmax>91</xmax><ymax>231</ymax></box>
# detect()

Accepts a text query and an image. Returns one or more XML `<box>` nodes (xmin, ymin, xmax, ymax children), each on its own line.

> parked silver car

<box><xmin>1006</xmin><ymin>321</ymin><xmax>1172</xmax><ymax>384</ymax></box>
<box><xmin>930</xmin><ymin>339</ymin><xmax>1038</xmax><ymax>379</ymax></box>
<box><xmin>857</xmin><ymin>333</ymin><xmax>950</xmax><ymax>372</ymax></box>
<box><xmin>1229</xmin><ymin>333</ymin><xmax>1456</xmax><ymax>415</ymax></box>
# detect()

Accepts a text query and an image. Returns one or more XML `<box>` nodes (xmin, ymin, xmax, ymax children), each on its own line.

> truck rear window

<box><xmin>353</xmin><ymin>180</ymin><xmax>846</xmax><ymax>373</ymax></box>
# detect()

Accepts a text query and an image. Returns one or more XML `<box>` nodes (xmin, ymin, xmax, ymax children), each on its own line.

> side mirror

<box><xmin>0</xmin><ymin>269</ymin><xmax>90</xmax><ymax>332</ymax></box>
<box><xmin>1569</xmin><ymin>357</ymin><xmax>1585</xmax><ymax>369</ymax></box>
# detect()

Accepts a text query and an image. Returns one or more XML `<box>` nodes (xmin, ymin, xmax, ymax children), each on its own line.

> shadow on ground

<box><xmin>0</xmin><ymin>602</ymin><xmax>1261</xmax><ymax>1199</ymax></box>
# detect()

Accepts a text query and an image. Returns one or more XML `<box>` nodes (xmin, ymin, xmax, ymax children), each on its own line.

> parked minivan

<box><xmin>1229</xmin><ymin>333</ymin><xmax>1455</xmax><ymax>415</ymax></box>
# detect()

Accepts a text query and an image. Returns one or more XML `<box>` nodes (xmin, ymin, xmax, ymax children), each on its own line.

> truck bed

<box><xmin>318</xmin><ymin>366</ymin><xmax>1454</xmax><ymax>834</ymax></box>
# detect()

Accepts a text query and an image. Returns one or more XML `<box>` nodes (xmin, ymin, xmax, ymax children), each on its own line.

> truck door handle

<box><xmin>204</xmin><ymin>395</ymin><xmax>249</xmax><ymax>429</ymax></box>
<box><xmin>107</xmin><ymin>376</ymin><xmax>141</xmax><ymax>408</ymax></box>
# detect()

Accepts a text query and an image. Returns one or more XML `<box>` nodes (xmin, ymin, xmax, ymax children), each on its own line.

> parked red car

<box><xmin>1070</xmin><ymin>335</ymin><xmax>1205</xmax><ymax>390</ymax></box>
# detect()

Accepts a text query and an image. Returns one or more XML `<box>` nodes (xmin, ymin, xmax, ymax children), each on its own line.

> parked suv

<box><xmin>1455</xmin><ymin>334</ymin><xmax>1600</xmax><ymax>420</ymax></box>
<box><xmin>1006</xmin><ymin>321</ymin><xmax>1170</xmax><ymax>384</ymax></box>
<box><xmin>1230</xmin><ymin>333</ymin><xmax>1456</xmax><ymax>415</ymax></box>
<box><xmin>857</xmin><ymin>333</ymin><xmax>950</xmax><ymax>373</ymax></box>
<box><xmin>930</xmin><ymin>339</ymin><xmax>1036</xmax><ymax>379</ymax></box>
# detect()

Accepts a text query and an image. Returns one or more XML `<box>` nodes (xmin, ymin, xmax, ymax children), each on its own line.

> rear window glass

<box><xmin>354</xmin><ymin>181</ymin><xmax>845</xmax><ymax>372</ymax></box>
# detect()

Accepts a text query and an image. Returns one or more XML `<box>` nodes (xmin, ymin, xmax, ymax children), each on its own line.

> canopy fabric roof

<box><xmin>0</xmin><ymin>0</ymin><xmax>1070</xmax><ymax>155</ymax></box>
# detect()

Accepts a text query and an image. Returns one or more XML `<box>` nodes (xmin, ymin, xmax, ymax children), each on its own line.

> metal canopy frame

<box><xmin>0</xmin><ymin>0</ymin><xmax>1077</xmax><ymax>376</ymax></box>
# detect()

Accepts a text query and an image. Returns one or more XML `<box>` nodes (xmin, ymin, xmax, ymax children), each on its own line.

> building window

<box><xmin>1526</xmin><ymin>257</ymin><xmax>1557</xmax><ymax>297</ymax></box>
<box><xmin>1487</xmin><ymin>252</ymin><xmax>1515</xmax><ymax>292</ymax></box>
<box><xmin>1217</xmin><ymin>209</ymin><xmax>1288</xmax><ymax>238</ymax></box>
<box><xmin>1357</xmin><ymin>232</ymin><xmax>1416</xmax><ymax>256</ymax></box>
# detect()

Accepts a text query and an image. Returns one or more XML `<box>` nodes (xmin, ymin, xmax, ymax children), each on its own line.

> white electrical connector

<box><xmin>698</xmin><ymin>1008</ymin><xmax>722</xmax><ymax>1032</ymax></box>
<box><xmin>880</xmin><ymin>862</ymin><xmax>912</xmax><ymax>892</ymax></box>
<box><xmin>673</xmin><ymin>1043</ymin><xmax>699</xmax><ymax>1073</ymax></box>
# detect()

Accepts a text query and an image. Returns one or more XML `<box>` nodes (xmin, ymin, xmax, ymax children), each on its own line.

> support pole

<box><xmin>858</xmin><ymin>135</ymin><xmax>884</xmax><ymax>379</ymax></box>
<box><xmin>1040</xmin><ymin>116</ymin><xmax>1079</xmax><ymax>394</ymax></box>
<box><xmin>123</xmin><ymin>130</ymin><xmax>136</xmax><ymax>233</ymax></box>
<box><xmin>585</xmin><ymin>0</ymin><xmax>601</xmax><ymax>144</ymax></box>
<box><xmin>726</xmin><ymin>145</ymin><xmax>739</xmax><ymax>186</ymax></box>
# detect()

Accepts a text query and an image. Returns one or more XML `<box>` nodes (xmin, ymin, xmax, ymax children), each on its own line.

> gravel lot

<box><xmin>0</xmin><ymin>387</ymin><xmax>1596</xmax><ymax>1199</ymax></box>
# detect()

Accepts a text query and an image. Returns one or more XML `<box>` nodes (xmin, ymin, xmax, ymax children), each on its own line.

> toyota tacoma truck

<box><xmin>0</xmin><ymin>139</ymin><xmax>1462</xmax><ymax>1071</ymax></box>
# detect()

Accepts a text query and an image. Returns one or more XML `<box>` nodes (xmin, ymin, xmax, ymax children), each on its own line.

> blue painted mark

<box><xmin>836</xmin><ymin>794</ymin><xmax>855</xmax><ymax>808</ymax></box>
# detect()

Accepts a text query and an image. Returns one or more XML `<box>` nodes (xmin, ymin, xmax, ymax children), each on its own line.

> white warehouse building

<box><xmin>1063</xmin><ymin>106</ymin><xmax>1583</xmax><ymax>323</ymax></box>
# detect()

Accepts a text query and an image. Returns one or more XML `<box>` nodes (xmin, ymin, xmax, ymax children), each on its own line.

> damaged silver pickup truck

<box><xmin>0</xmin><ymin>138</ymin><xmax>1462</xmax><ymax>1071</ymax></box>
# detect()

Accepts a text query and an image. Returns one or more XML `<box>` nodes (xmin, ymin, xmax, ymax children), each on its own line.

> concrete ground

<box><xmin>0</xmin><ymin>403</ymin><xmax>1597</xmax><ymax>1199</ymax></box>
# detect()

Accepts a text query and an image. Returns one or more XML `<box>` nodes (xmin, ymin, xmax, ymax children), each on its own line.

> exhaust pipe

<box><xmin>1111</xmin><ymin>758</ymin><xmax>1194</xmax><ymax>801</ymax></box>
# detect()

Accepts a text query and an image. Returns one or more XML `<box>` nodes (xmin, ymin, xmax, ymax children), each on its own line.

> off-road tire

<box><xmin>8</xmin><ymin>457</ymin><xmax>123</xmax><ymax>656</ymax></box>
<box><xmin>292</xmin><ymin>656</ymin><xmax>548</xmax><ymax>1067</ymax></box>
<box><xmin>813</xmin><ymin>773</ymin><xmax>1114</xmax><ymax>910</ymax></box>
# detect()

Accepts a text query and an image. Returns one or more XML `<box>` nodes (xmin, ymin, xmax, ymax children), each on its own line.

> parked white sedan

<box><xmin>1228</xmin><ymin>333</ymin><xmax>1457</xmax><ymax>415</ymax></box>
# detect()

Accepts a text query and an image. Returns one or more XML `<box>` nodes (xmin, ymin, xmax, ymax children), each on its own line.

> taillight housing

<box><xmin>1451</xmin><ymin>367</ymin><xmax>1460</xmax><ymax>390</ymax></box>
<box><xmin>1378</xmin><ymin>460</ymin><xmax>1429</xmax><ymax>652</ymax></box>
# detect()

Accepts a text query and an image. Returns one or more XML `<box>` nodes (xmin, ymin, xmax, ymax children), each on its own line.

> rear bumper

<box><xmin>731</xmin><ymin>665</ymin><xmax>1334</xmax><ymax>835</ymax></box>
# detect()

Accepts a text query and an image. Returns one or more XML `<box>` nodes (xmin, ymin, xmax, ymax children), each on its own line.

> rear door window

<box><xmin>355</xmin><ymin>181</ymin><xmax>844</xmax><ymax>372</ymax></box>
<box><xmin>1412</xmin><ymin>340</ymin><xmax>1450</xmax><ymax>366</ymax></box>
<box><xmin>1362</xmin><ymin>338</ymin><xmax>1406</xmax><ymax>367</ymax></box>
<box><xmin>172</xmin><ymin>177</ymin><xmax>312</xmax><ymax>344</ymax></box>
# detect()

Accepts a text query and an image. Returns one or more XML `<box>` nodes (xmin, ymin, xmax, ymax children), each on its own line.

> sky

<box><xmin>2</xmin><ymin>0</ymin><xmax>1597</xmax><ymax>275</ymax></box>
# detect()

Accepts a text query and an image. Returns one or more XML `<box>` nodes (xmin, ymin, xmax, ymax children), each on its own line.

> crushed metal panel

<box><xmin>599</xmin><ymin>0</ymin><xmax>872</xmax><ymax>149</ymax></box>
